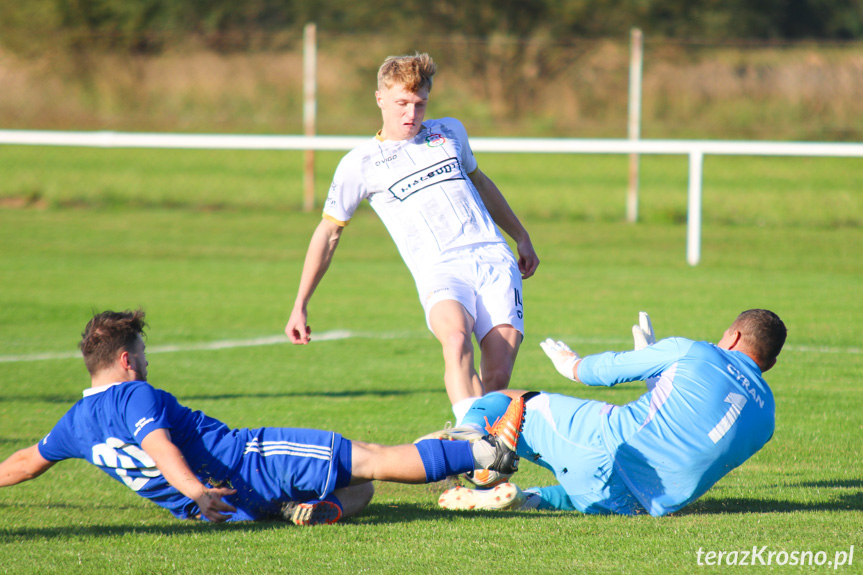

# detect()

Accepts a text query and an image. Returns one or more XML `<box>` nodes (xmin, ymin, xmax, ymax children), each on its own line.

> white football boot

<box><xmin>438</xmin><ymin>483</ymin><xmax>527</xmax><ymax>511</ymax></box>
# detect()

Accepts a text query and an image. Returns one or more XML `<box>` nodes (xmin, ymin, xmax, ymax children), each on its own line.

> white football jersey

<box><xmin>322</xmin><ymin>117</ymin><xmax>507</xmax><ymax>279</ymax></box>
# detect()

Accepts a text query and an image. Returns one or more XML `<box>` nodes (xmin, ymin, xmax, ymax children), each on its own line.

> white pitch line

<box><xmin>0</xmin><ymin>330</ymin><xmax>413</xmax><ymax>363</ymax></box>
<box><xmin>785</xmin><ymin>344</ymin><xmax>862</xmax><ymax>355</ymax></box>
<box><xmin>0</xmin><ymin>332</ymin><xmax>859</xmax><ymax>364</ymax></box>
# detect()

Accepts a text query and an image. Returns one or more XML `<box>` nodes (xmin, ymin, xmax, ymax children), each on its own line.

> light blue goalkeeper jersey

<box><xmin>576</xmin><ymin>337</ymin><xmax>775</xmax><ymax>516</ymax></box>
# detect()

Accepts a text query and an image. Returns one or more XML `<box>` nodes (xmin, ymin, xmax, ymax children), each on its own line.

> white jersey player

<box><xmin>286</xmin><ymin>53</ymin><xmax>539</xmax><ymax>422</ymax></box>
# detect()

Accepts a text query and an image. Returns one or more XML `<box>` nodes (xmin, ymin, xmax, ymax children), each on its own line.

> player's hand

<box><xmin>196</xmin><ymin>487</ymin><xmax>237</xmax><ymax>523</ymax></box>
<box><xmin>516</xmin><ymin>239</ymin><xmax>539</xmax><ymax>280</ymax></box>
<box><xmin>631</xmin><ymin>311</ymin><xmax>655</xmax><ymax>350</ymax></box>
<box><xmin>540</xmin><ymin>338</ymin><xmax>580</xmax><ymax>381</ymax></box>
<box><xmin>286</xmin><ymin>307</ymin><xmax>312</xmax><ymax>344</ymax></box>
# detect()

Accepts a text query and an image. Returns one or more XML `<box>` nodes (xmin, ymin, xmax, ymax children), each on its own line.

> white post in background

<box><xmin>303</xmin><ymin>23</ymin><xmax>317</xmax><ymax>212</ymax></box>
<box><xmin>687</xmin><ymin>150</ymin><xmax>704</xmax><ymax>266</ymax></box>
<box><xmin>626</xmin><ymin>28</ymin><xmax>644</xmax><ymax>223</ymax></box>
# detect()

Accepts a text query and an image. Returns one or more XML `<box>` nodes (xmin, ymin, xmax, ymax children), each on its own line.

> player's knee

<box><xmin>439</xmin><ymin>330</ymin><xmax>473</xmax><ymax>360</ymax></box>
<box><xmin>332</xmin><ymin>482</ymin><xmax>374</xmax><ymax>519</ymax></box>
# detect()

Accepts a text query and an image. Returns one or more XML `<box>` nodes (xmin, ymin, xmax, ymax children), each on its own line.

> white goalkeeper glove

<box><xmin>540</xmin><ymin>338</ymin><xmax>580</xmax><ymax>381</ymax></box>
<box><xmin>631</xmin><ymin>311</ymin><xmax>660</xmax><ymax>391</ymax></box>
<box><xmin>631</xmin><ymin>311</ymin><xmax>656</xmax><ymax>351</ymax></box>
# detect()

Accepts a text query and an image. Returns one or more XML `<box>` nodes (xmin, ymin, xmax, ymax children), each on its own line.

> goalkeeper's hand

<box><xmin>540</xmin><ymin>338</ymin><xmax>581</xmax><ymax>381</ymax></box>
<box><xmin>631</xmin><ymin>311</ymin><xmax>656</xmax><ymax>350</ymax></box>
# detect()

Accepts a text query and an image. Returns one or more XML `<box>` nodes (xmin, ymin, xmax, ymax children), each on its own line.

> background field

<box><xmin>3</xmin><ymin>35</ymin><xmax>863</xmax><ymax>141</ymax></box>
<box><xmin>0</xmin><ymin>150</ymin><xmax>861</xmax><ymax>573</ymax></box>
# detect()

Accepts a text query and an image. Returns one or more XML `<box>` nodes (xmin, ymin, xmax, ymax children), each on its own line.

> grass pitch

<box><xmin>0</xmin><ymin>149</ymin><xmax>861</xmax><ymax>574</ymax></box>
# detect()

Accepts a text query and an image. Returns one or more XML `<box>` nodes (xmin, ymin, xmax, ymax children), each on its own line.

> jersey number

<box><xmin>92</xmin><ymin>437</ymin><xmax>161</xmax><ymax>491</ymax></box>
<box><xmin>708</xmin><ymin>393</ymin><xmax>747</xmax><ymax>444</ymax></box>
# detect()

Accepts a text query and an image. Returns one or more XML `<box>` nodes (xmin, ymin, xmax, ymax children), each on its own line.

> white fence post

<box><xmin>687</xmin><ymin>150</ymin><xmax>704</xmax><ymax>266</ymax></box>
<box><xmin>303</xmin><ymin>23</ymin><xmax>317</xmax><ymax>212</ymax></box>
<box><xmin>627</xmin><ymin>28</ymin><xmax>644</xmax><ymax>224</ymax></box>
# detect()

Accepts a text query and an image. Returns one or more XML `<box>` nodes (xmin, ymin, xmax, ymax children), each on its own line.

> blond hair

<box><xmin>377</xmin><ymin>53</ymin><xmax>436</xmax><ymax>93</ymax></box>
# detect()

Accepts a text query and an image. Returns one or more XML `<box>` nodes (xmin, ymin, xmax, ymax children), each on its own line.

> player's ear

<box><xmin>118</xmin><ymin>350</ymin><xmax>132</xmax><ymax>370</ymax></box>
<box><xmin>722</xmin><ymin>329</ymin><xmax>743</xmax><ymax>350</ymax></box>
<box><xmin>728</xmin><ymin>330</ymin><xmax>742</xmax><ymax>349</ymax></box>
<box><xmin>375</xmin><ymin>91</ymin><xmax>384</xmax><ymax>109</ymax></box>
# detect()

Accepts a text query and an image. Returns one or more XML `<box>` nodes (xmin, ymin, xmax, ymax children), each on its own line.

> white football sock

<box><xmin>452</xmin><ymin>396</ymin><xmax>481</xmax><ymax>426</ymax></box>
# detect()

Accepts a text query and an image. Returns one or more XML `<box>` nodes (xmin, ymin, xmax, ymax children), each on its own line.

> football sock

<box><xmin>452</xmin><ymin>396</ymin><xmax>481</xmax><ymax>425</ymax></box>
<box><xmin>460</xmin><ymin>392</ymin><xmax>512</xmax><ymax>432</ymax></box>
<box><xmin>458</xmin><ymin>422</ymin><xmax>484</xmax><ymax>434</ymax></box>
<box><xmin>415</xmin><ymin>439</ymin><xmax>475</xmax><ymax>482</ymax></box>
<box><xmin>528</xmin><ymin>484</ymin><xmax>578</xmax><ymax>511</ymax></box>
<box><xmin>521</xmin><ymin>489</ymin><xmax>542</xmax><ymax>510</ymax></box>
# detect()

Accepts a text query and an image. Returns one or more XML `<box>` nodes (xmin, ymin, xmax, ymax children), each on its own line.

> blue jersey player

<box><xmin>0</xmin><ymin>310</ymin><xmax>521</xmax><ymax>525</ymax></box>
<box><xmin>435</xmin><ymin>310</ymin><xmax>787</xmax><ymax>517</ymax></box>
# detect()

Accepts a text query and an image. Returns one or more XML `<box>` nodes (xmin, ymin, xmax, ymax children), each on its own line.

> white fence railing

<box><xmin>2</xmin><ymin>129</ymin><xmax>862</xmax><ymax>265</ymax></box>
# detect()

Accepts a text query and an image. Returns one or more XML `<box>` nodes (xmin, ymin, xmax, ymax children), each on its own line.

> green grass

<box><xmin>2</xmin><ymin>146</ymin><xmax>861</xmax><ymax>227</ymax></box>
<box><xmin>0</xmin><ymin>150</ymin><xmax>861</xmax><ymax>573</ymax></box>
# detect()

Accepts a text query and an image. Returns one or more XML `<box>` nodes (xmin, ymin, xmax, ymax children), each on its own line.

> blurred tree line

<box><xmin>2</xmin><ymin>0</ymin><xmax>861</xmax><ymax>139</ymax></box>
<box><xmin>1</xmin><ymin>0</ymin><xmax>861</xmax><ymax>55</ymax></box>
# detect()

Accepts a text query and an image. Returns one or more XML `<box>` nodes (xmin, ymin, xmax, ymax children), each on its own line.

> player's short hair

<box><xmin>732</xmin><ymin>309</ymin><xmax>786</xmax><ymax>364</ymax></box>
<box><xmin>377</xmin><ymin>53</ymin><xmax>436</xmax><ymax>93</ymax></box>
<box><xmin>79</xmin><ymin>309</ymin><xmax>147</xmax><ymax>375</ymax></box>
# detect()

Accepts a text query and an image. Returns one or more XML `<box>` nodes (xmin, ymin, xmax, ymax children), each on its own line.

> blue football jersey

<box><xmin>38</xmin><ymin>381</ymin><xmax>349</xmax><ymax>521</ymax></box>
<box><xmin>577</xmin><ymin>337</ymin><xmax>775</xmax><ymax>516</ymax></box>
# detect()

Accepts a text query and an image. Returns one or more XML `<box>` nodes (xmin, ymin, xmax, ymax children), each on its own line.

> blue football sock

<box><xmin>415</xmin><ymin>439</ymin><xmax>475</xmax><ymax>482</ymax></box>
<box><xmin>460</xmin><ymin>392</ymin><xmax>512</xmax><ymax>432</ymax></box>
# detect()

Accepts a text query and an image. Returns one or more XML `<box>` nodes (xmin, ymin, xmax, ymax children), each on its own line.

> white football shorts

<box><xmin>416</xmin><ymin>242</ymin><xmax>524</xmax><ymax>342</ymax></box>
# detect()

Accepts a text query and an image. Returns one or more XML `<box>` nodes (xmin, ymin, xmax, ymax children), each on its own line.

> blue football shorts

<box><xmin>222</xmin><ymin>427</ymin><xmax>353</xmax><ymax>520</ymax></box>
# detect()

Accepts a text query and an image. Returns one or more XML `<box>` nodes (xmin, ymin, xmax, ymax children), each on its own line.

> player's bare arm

<box><xmin>286</xmin><ymin>218</ymin><xmax>345</xmax><ymax>344</ymax></box>
<box><xmin>0</xmin><ymin>444</ymin><xmax>55</xmax><ymax>487</ymax></box>
<box><xmin>140</xmin><ymin>429</ymin><xmax>237</xmax><ymax>523</ymax></box>
<box><xmin>468</xmin><ymin>168</ymin><xmax>539</xmax><ymax>279</ymax></box>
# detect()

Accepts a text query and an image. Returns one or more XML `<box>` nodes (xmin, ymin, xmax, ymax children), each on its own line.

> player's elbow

<box><xmin>16</xmin><ymin>467</ymin><xmax>48</xmax><ymax>483</ymax></box>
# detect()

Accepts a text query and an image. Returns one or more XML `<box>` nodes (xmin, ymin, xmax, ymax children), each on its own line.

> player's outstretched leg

<box><xmin>415</xmin><ymin>424</ymin><xmax>513</xmax><ymax>488</ymax></box>
<box><xmin>282</xmin><ymin>499</ymin><xmax>343</xmax><ymax>526</ymax></box>
<box><xmin>415</xmin><ymin>392</ymin><xmax>529</xmax><ymax>488</ymax></box>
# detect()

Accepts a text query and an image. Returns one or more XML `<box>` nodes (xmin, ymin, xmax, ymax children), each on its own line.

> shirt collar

<box><xmin>83</xmin><ymin>381</ymin><xmax>126</xmax><ymax>397</ymax></box>
<box><xmin>375</xmin><ymin>124</ymin><xmax>427</xmax><ymax>142</ymax></box>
